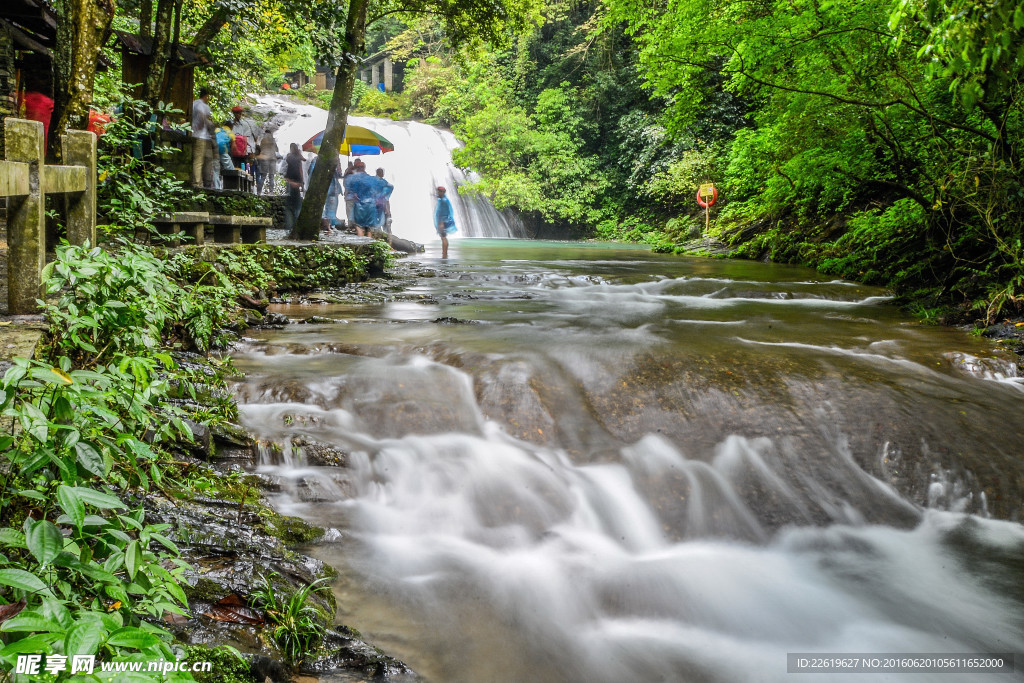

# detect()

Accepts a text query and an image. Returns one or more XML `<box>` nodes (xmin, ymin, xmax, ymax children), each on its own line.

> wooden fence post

<box><xmin>5</xmin><ymin>119</ymin><xmax>45</xmax><ymax>315</ymax></box>
<box><xmin>62</xmin><ymin>130</ymin><xmax>97</xmax><ymax>247</ymax></box>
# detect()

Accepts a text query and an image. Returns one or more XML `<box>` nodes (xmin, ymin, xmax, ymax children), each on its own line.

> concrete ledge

<box><xmin>154</xmin><ymin>212</ymin><xmax>210</xmax><ymax>223</ymax></box>
<box><xmin>206</xmin><ymin>215</ymin><xmax>272</xmax><ymax>226</ymax></box>
<box><xmin>0</xmin><ymin>160</ymin><xmax>30</xmax><ymax>197</ymax></box>
<box><xmin>43</xmin><ymin>165</ymin><xmax>86</xmax><ymax>194</ymax></box>
<box><xmin>153</xmin><ymin>212</ymin><xmax>209</xmax><ymax>247</ymax></box>
<box><xmin>0</xmin><ymin>319</ymin><xmax>48</xmax><ymax>375</ymax></box>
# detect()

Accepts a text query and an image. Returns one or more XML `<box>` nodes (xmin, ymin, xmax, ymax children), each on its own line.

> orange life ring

<box><xmin>697</xmin><ymin>186</ymin><xmax>718</xmax><ymax>207</ymax></box>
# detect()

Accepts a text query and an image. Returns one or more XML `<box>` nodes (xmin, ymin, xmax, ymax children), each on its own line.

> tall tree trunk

<box><xmin>140</xmin><ymin>0</ymin><xmax>153</xmax><ymax>39</ymax></box>
<box><xmin>52</xmin><ymin>0</ymin><xmax>115</xmax><ymax>155</ymax></box>
<box><xmin>141</xmin><ymin>0</ymin><xmax>173</xmax><ymax>105</ymax></box>
<box><xmin>294</xmin><ymin>0</ymin><xmax>369</xmax><ymax>240</ymax></box>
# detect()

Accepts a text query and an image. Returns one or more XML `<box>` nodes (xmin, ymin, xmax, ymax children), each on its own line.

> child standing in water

<box><xmin>434</xmin><ymin>186</ymin><xmax>457</xmax><ymax>258</ymax></box>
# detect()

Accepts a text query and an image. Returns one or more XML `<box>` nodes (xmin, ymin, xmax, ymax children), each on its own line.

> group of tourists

<box><xmin>190</xmin><ymin>90</ymin><xmax>458</xmax><ymax>255</ymax></box>
<box><xmin>191</xmin><ymin>89</ymin><xmax>279</xmax><ymax>194</ymax></box>
<box><xmin>281</xmin><ymin>151</ymin><xmax>395</xmax><ymax>240</ymax></box>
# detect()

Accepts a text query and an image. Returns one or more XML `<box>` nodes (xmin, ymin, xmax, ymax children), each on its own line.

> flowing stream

<box><xmin>230</xmin><ymin>241</ymin><xmax>1024</xmax><ymax>682</ymax></box>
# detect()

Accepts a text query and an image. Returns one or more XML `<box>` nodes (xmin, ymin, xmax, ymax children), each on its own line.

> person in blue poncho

<box><xmin>343</xmin><ymin>159</ymin><xmax>383</xmax><ymax>237</ymax></box>
<box><xmin>434</xmin><ymin>186</ymin><xmax>456</xmax><ymax>258</ymax></box>
<box><xmin>374</xmin><ymin>168</ymin><xmax>394</xmax><ymax>244</ymax></box>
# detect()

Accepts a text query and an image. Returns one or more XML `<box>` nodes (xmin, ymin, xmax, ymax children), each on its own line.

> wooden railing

<box><xmin>1</xmin><ymin>118</ymin><xmax>96</xmax><ymax>314</ymax></box>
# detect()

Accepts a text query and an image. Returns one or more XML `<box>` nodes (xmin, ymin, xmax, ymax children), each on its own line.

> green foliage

<box><xmin>0</xmin><ymin>356</ymin><xmax>193</xmax><ymax>678</ymax></box>
<box><xmin>185</xmin><ymin>645</ymin><xmax>255</xmax><ymax>683</ymax></box>
<box><xmin>95</xmin><ymin>97</ymin><xmax>194</xmax><ymax>238</ymax></box>
<box><xmin>816</xmin><ymin>200</ymin><xmax>929</xmax><ymax>287</ymax></box>
<box><xmin>600</xmin><ymin>0</ymin><xmax>1024</xmax><ymax>314</ymax></box>
<box><xmin>249</xmin><ymin>576</ymin><xmax>330</xmax><ymax>667</ymax></box>
<box><xmin>890</xmin><ymin>0</ymin><xmax>1024</xmax><ymax>109</ymax></box>
<box><xmin>453</xmin><ymin>81</ymin><xmax>611</xmax><ymax>227</ymax></box>
<box><xmin>168</xmin><ymin>242</ymin><xmax>389</xmax><ymax>294</ymax></box>
<box><xmin>41</xmin><ymin>241</ymin><xmax>239</xmax><ymax>359</ymax></box>
<box><xmin>353</xmin><ymin>89</ymin><xmax>408</xmax><ymax>119</ymax></box>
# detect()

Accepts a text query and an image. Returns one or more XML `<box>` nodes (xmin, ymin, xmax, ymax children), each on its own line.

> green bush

<box><xmin>95</xmin><ymin>97</ymin><xmax>194</xmax><ymax>239</ymax></box>
<box><xmin>353</xmin><ymin>89</ymin><xmax>408</xmax><ymax>119</ymax></box>
<box><xmin>249</xmin><ymin>576</ymin><xmax>330</xmax><ymax>667</ymax></box>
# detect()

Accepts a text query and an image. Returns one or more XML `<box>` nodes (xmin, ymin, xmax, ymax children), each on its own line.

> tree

<box><xmin>52</xmin><ymin>0</ymin><xmax>116</xmax><ymax>145</ymax></box>
<box><xmin>293</xmin><ymin>0</ymin><xmax>540</xmax><ymax>239</ymax></box>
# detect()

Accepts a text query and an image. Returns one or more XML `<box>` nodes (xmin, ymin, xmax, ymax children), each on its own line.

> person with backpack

<box><xmin>229</xmin><ymin>105</ymin><xmax>259</xmax><ymax>170</ymax></box>
<box><xmin>213</xmin><ymin>121</ymin><xmax>236</xmax><ymax>189</ymax></box>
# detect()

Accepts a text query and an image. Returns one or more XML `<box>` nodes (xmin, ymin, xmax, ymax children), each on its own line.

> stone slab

<box><xmin>207</xmin><ymin>214</ymin><xmax>272</xmax><ymax>227</ymax></box>
<box><xmin>154</xmin><ymin>212</ymin><xmax>209</xmax><ymax>224</ymax></box>
<box><xmin>0</xmin><ymin>160</ymin><xmax>29</xmax><ymax>197</ymax></box>
<box><xmin>42</xmin><ymin>165</ymin><xmax>86</xmax><ymax>194</ymax></box>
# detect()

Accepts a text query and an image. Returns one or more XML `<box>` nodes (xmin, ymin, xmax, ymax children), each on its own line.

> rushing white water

<box><xmin>232</xmin><ymin>243</ymin><xmax>1024</xmax><ymax>683</ymax></box>
<box><xmin>252</xmin><ymin>95</ymin><xmax>525</xmax><ymax>243</ymax></box>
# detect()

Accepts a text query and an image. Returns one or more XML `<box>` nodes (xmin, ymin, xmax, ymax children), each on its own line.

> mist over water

<box><xmin>231</xmin><ymin>242</ymin><xmax>1024</xmax><ymax>682</ymax></box>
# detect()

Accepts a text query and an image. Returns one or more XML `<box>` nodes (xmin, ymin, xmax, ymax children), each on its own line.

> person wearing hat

<box><xmin>229</xmin><ymin>105</ymin><xmax>259</xmax><ymax>171</ymax></box>
<box><xmin>434</xmin><ymin>186</ymin><xmax>457</xmax><ymax>258</ymax></box>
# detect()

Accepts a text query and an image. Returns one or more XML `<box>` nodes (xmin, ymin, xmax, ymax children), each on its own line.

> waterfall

<box><xmin>253</xmin><ymin>95</ymin><xmax>527</xmax><ymax>243</ymax></box>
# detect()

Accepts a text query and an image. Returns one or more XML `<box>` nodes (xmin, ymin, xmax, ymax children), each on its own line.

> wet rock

<box><xmin>262</xmin><ymin>312</ymin><xmax>290</xmax><ymax>326</ymax></box>
<box><xmin>212</xmin><ymin>421</ymin><xmax>255</xmax><ymax>449</ymax></box>
<box><xmin>183</xmin><ymin>419</ymin><xmax>212</xmax><ymax>458</ymax></box>
<box><xmin>249</xmin><ymin>655</ymin><xmax>291</xmax><ymax>683</ymax></box>
<box><xmin>432</xmin><ymin>316</ymin><xmax>479</xmax><ymax>324</ymax></box>
<box><xmin>981</xmin><ymin>321</ymin><xmax>1024</xmax><ymax>356</ymax></box>
<box><xmin>944</xmin><ymin>351</ymin><xmax>1020</xmax><ymax>381</ymax></box>
<box><xmin>292</xmin><ymin>437</ymin><xmax>349</xmax><ymax>467</ymax></box>
<box><xmin>301</xmin><ymin>629</ymin><xmax>415</xmax><ymax>678</ymax></box>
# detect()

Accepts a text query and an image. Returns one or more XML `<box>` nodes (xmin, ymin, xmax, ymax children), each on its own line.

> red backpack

<box><xmin>232</xmin><ymin>133</ymin><xmax>247</xmax><ymax>157</ymax></box>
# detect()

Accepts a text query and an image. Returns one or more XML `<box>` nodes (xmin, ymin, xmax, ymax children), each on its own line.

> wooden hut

<box><xmin>112</xmin><ymin>30</ymin><xmax>205</xmax><ymax>119</ymax></box>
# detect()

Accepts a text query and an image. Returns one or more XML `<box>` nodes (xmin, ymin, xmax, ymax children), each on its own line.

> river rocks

<box><xmin>981</xmin><ymin>320</ymin><xmax>1024</xmax><ymax>358</ymax></box>
<box><xmin>291</xmin><ymin>436</ymin><xmax>349</xmax><ymax>467</ymax></box>
<box><xmin>432</xmin><ymin>316</ymin><xmax>479</xmax><ymax>324</ymax></box>
<box><xmin>143</xmin><ymin>484</ymin><xmax>412</xmax><ymax>681</ymax></box>
<box><xmin>944</xmin><ymin>351</ymin><xmax>1020</xmax><ymax>381</ymax></box>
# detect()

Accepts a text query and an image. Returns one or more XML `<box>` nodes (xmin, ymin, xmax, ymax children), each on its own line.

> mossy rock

<box><xmin>263</xmin><ymin>510</ymin><xmax>326</xmax><ymax>546</ymax></box>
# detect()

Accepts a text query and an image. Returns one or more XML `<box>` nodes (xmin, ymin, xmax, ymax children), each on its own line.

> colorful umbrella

<box><xmin>302</xmin><ymin>125</ymin><xmax>395</xmax><ymax>155</ymax></box>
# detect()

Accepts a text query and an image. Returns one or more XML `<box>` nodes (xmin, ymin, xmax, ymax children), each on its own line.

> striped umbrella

<box><xmin>302</xmin><ymin>125</ymin><xmax>395</xmax><ymax>155</ymax></box>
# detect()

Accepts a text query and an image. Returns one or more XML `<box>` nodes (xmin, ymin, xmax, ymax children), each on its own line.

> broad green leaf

<box><xmin>0</xmin><ymin>633</ymin><xmax>55</xmax><ymax>658</ymax></box>
<box><xmin>105</xmin><ymin>626</ymin><xmax>160</xmax><ymax>649</ymax></box>
<box><xmin>0</xmin><ymin>529</ymin><xmax>26</xmax><ymax>548</ymax></box>
<box><xmin>149</xmin><ymin>533</ymin><xmax>179</xmax><ymax>555</ymax></box>
<box><xmin>65</xmin><ymin>621</ymin><xmax>105</xmax><ymax>656</ymax></box>
<box><xmin>38</xmin><ymin>597</ymin><xmax>72</xmax><ymax>630</ymax></box>
<box><xmin>74</xmin><ymin>487</ymin><xmax>125</xmax><ymax>510</ymax></box>
<box><xmin>105</xmin><ymin>529</ymin><xmax>132</xmax><ymax>545</ymax></box>
<box><xmin>0</xmin><ymin>611</ymin><xmax>62</xmax><ymax>633</ymax></box>
<box><xmin>75</xmin><ymin>441</ymin><xmax>107</xmax><ymax>478</ymax></box>
<box><xmin>124</xmin><ymin>540</ymin><xmax>142</xmax><ymax>581</ymax></box>
<box><xmin>0</xmin><ymin>568</ymin><xmax>47</xmax><ymax>594</ymax></box>
<box><xmin>53</xmin><ymin>555</ymin><xmax>118</xmax><ymax>584</ymax></box>
<box><xmin>15</xmin><ymin>490</ymin><xmax>46</xmax><ymax>502</ymax></box>
<box><xmin>57</xmin><ymin>485</ymin><xmax>85</xmax><ymax>529</ymax></box>
<box><xmin>26</xmin><ymin>520</ymin><xmax>64</xmax><ymax>566</ymax></box>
